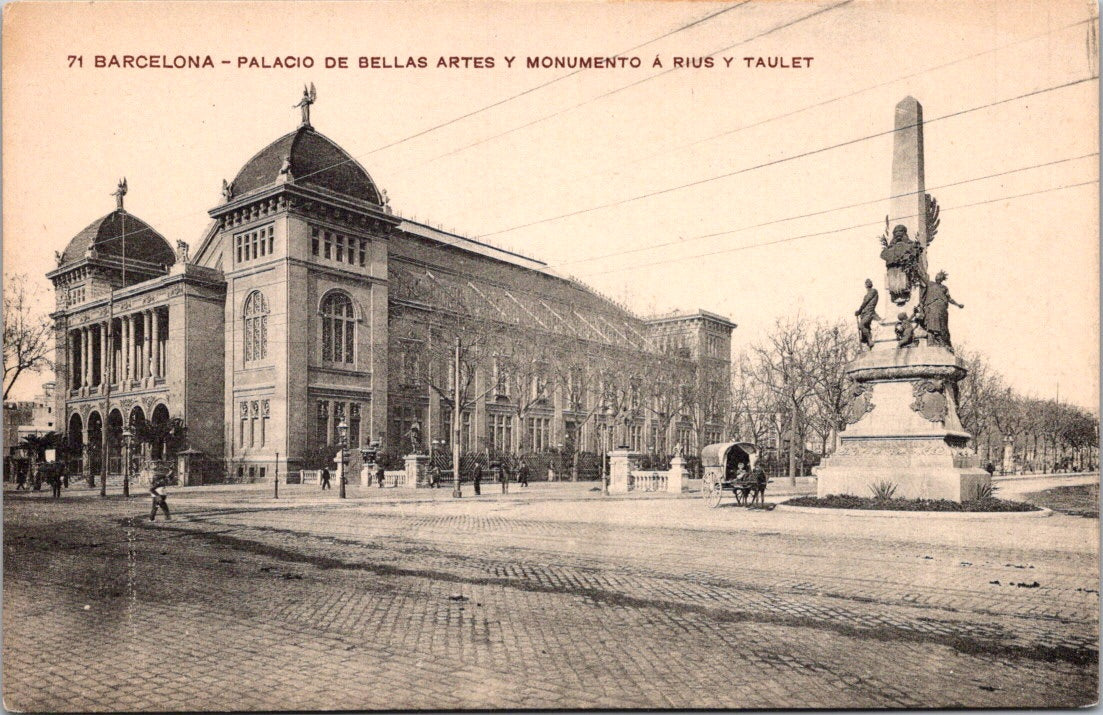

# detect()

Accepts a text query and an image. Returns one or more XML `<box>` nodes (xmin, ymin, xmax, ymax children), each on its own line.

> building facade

<box><xmin>49</xmin><ymin>95</ymin><xmax>734</xmax><ymax>482</ymax></box>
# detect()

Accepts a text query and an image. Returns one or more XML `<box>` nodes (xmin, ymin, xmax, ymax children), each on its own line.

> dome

<box><xmin>60</xmin><ymin>209</ymin><xmax>175</xmax><ymax>268</ymax></box>
<box><xmin>230</xmin><ymin>126</ymin><xmax>382</xmax><ymax>204</ymax></box>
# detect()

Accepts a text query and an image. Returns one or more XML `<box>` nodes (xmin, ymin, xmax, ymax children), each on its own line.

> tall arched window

<box><xmin>321</xmin><ymin>291</ymin><xmax>355</xmax><ymax>364</ymax></box>
<box><xmin>243</xmin><ymin>291</ymin><xmax>269</xmax><ymax>363</ymax></box>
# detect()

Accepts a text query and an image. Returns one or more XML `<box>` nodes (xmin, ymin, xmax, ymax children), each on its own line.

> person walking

<box><xmin>473</xmin><ymin>462</ymin><xmax>482</xmax><ymax>495</ymax></box>
<box><xmin>15</xmin><ymin>469</ymin><xmax>26</xmax><ymax>491</ymax></box>
<box><xmin>320</xmin><ymin>467</ymin><xmax>331</xmax><ymax>490</ymax></box>
<box><xmin>498</xmin><ymin>461</ymin><xmax>510</xmax><ymax>495</ymax></box>
<box><xmin>518</xmin><ymin>459</ymin><xmax>530</xmax><ymax>488</ymax></box>
<box><xmin>149</xmin><ymin>478</ymin><xmax>171</xmax><ymax>522</ymax></box>
<box><xmin>376</xmin><ymin>460</ymin><xmax>385</xmax><ymax>488</ymax></box>
<box><xmin>47</xmin><ymin>467</ymin><xmax>62</xmax><ymax>499</ymax></box>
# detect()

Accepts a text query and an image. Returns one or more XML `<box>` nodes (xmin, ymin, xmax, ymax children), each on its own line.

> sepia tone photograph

<box><xmin>1</xmin><ymin>0</ymin><xmax>1099</xmax><ymax>710</ymax></box>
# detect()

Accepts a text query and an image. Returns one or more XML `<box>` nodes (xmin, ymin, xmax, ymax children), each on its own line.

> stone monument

<box><xmin>816</xmin><ymin>97</ymin><xmax>990</xmax><ymax>502</ymax></box>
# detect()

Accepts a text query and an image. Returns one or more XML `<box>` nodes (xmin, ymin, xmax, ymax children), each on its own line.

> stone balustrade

<box><xmin>630</xmin><ymin>471</ymin><xmax>668</xmax><ymax>492</ymax></box>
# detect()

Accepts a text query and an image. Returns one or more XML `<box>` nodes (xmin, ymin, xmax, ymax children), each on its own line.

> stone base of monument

<box><xmin>816</xmin><ymin>331</ymin><xmax>991</xmax><ymax>502</ymax></box>
<box><xmin>816</xmin><ymin>439</ymin><xmax>990</xmax><ymax>501</ymax></box>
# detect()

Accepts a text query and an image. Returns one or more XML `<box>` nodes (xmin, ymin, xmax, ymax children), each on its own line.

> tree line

<box><xmin>730</xmin><ymin>314</ymin><xmax>1098</xmax><ymax>477</ymax></box>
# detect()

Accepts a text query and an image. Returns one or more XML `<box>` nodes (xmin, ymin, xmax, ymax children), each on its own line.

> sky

<box><xmin>2</xmin><ymin>0</ymin><xmax>1099</xmax><ymax>410</ymax></box>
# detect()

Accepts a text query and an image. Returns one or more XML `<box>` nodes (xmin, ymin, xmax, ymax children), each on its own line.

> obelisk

<box><xmin>889</xmin><ymin>97</ymin><xmax>926</xmax><ymax>246</ymax></box>
<box><xmin>815</xmin><ymin>96</ymin><xmax>989</xmax><ymax>503</ymax></box>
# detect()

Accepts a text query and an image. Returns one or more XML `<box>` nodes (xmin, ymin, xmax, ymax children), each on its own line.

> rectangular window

<box><xmin>249</xmin><ymin>466</ymin><xmax>255</xmax><ymax>481</ymax></box>
<box><xmin>238</xmin><ymin>467</ymin><xmax>244</xmax><ymax>480</ymax></box>
<box><xmin>267</xmin><ymin>226</ymin><xmax>274</xmax><ymax>255</ymax></box>
<box><xmin>259</xmin><ymin>230</ymin><xmax>266</xmax><ymax>257</ymax></box>
<box><xmin>336</xmin><ymin>234</ymin><xmax>344</xmax><ymax>262</ymax></box>
<box><xmin>236</xmin><ymin>235</ymin><xmax>242</xmax><ymax>263</ymax></box>
<box><xmin>528</xmin><ymin>417</ymin><xmax>549</xmax><ymax>451</ymax></box>
<box><xmin>261</xmin><ymin>400</ymin><xmax>269</xmax><ymax>447</ymax></box>
<box><xmin>490</xmin><ymin>413</ymin><xmax>513</xmax><ymax>452</ymax></box>
<box><xmin>324</xmin><ymin>231</ymin><xmax>332</xmax><ymax>259</ymax></box>
<box><xmin>358</xmin><ymin>238</ymin><xmax>367</xmax><ymax>266</ymax></box>
<box><xmin>312</xmin><ymin>227</ymin><xmax>320</xmax><ymax>256</ymax></box>
<box><xmin>259</xmin><ymin>467</ymin><xmax>267</xmax><ymax>481</ymax></box>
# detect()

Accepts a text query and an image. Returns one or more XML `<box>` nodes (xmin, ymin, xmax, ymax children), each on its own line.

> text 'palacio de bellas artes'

<box><xmin>48</xmin><ymin>87</ymin><xmax>735</xmax><ymax>485</ymax></box>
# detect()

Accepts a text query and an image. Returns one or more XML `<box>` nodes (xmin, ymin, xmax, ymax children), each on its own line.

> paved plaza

<box><xmin>3</xmin><ymin>475</ymin><xmax>1098</xmax><ymax>710</ymax></box>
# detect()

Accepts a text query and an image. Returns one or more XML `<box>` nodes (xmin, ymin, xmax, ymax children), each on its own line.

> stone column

<box><xmin>125</xmin><ymin>315</ymin><xmax>134</xmax><ymax>381</ymax></box>
<box><xmin>81</xmin><ymin>327</ymin><xmax>90</xmax><ymax>388</ymax></box>
<box><xmin>129</xmin><ymin>314</ymin><xmax>138</xmax><ymax>381</ymax></box>
<box><xmin>151</xmin><ymin>309</ymin><xmax>160</xmax><ymax>378</ymax></box>
<box><xmin>98</xmin><ymin>322</ymin><xmax>106</xmax><ymax>386</ymax></box>
<box><xmin>144</xmin><ymin>310</ymin><xmax>153</xmax><ymax>381</ymax></box>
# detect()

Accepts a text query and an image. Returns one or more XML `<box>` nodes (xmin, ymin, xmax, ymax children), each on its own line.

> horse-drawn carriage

<box><xmin>700</xmin><ymin>442</ymin><xmax>766</xmax><ymax>508</ymax></box>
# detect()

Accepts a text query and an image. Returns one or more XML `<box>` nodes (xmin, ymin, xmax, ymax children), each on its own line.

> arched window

<box><xmin>321</xmin><ymin>292</ymin><xmax>355</xmax><ymax>364</ymax></box>
<box><xmin>244</xmin><ymin>291</ymin><xmax>269</xmax><ymax>363</ymax></box>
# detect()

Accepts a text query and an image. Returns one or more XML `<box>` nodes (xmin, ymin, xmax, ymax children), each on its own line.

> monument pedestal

<box><xmin>816</xmin><ymin>330</ymin><xmax>989</xmax><ymax>501</ymax></box>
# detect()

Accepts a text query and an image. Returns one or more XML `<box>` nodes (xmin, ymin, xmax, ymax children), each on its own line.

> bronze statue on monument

<box><xmin>854</xmin><ymin>278</ymin><xmax>880</xmax><ymax>350</ymax></box>
<box><xmin>916</xmin><ymin>270</ymin><xmax>964</xmax><ymax>350</ymax></box>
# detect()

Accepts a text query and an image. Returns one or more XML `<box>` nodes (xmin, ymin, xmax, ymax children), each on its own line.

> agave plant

<box><xmin>869</xmin><ymin>480</ymin><xmax>898</xmax><ymax>500</ymax></box>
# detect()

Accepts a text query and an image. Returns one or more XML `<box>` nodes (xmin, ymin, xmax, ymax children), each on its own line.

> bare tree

<box><xmin>806</xmin><ymin>320</ymin><xmax>860</xmax><ymax>456</ymax></box>
<box><xmin>730</xmin><ymin>355</ymin><xmax>776</xmax><ymax>448</ymax></box>
<box><xmin>4</xmin><ymin>273</ymin><xmax>53</xmax><ymax>400</ymax></box>
<box><xmin>956</xmin><ymin>347</ymin><xmax>1005</xmax><ymax>458</ymax></box>
<box><xmin>745</xmin><ymin>315</ymin><xmax>819</xmax><ymax>480</ymax></box>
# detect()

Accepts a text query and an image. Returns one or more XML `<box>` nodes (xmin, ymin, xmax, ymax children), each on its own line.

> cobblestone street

<box><xmin>4</xmin><ymin>477</ymin><xmax>1098</xmax><ymax>710</ymax></box>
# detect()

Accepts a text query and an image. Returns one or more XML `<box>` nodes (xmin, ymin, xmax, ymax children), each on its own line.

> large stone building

<box><xmin>49</xmin><ymin>94</ymin><xmax>734</xmax><ymax>483</ymax></box>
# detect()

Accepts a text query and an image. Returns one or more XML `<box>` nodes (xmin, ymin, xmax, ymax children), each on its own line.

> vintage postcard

<box><xmin>2</xmin><ymin>0</ymin><xmax>1098</xmax><ymax>710</ymax></box>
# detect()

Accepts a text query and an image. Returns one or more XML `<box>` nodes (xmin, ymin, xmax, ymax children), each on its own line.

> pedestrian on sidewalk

<box><xmin>149</xmin><ymin>478</ymin><xmax>171</xmax><ymax>522</ymax></box>
<box><xmin>497</xmin><ymin>461</ymin><xmax>510</xmax><ymax>494</ymax></box>
<box><xmin>320</xmin><ymin>467</ymin><xmax>331</xmax><ymax>490</ymax></box>
<box><xmin>15</xmin><ymin>470</ymin><xmax>26</xmax><ymax>491</ymax></box>
<box><xmin>473</xmin><ymin>463</ymin><xmax>482</xmax><ymax>495</ymax></box>
<box><xmin>46</xmin><ymin>467</ymin><xmax>62</xmax><ymax>499</ymax></box>
<box><xmin>518</xmin><ymin>459</ymin><xmax>529</xmax><ymax>488</ymax></box>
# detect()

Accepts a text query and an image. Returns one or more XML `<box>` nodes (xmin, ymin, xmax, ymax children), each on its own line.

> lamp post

<box><xmin>602</xmin><ymin>407</ymin><xmax>613</xmax><ymax>496</ymax></box>
<box><xmin>121</xmin><ymin>426</ymin><xmax>132</xmax><ymax>498</ymax></box>
<box><xmin>337</xmin><ymin>417</ymin><xmax>349</xmax><ymax>499</ymax></box>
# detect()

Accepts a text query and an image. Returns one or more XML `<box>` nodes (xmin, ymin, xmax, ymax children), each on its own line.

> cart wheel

<box><xmin>705</xmin><ymin>484</ymin><xmax>723</xmax><ymax>508</ymax></box>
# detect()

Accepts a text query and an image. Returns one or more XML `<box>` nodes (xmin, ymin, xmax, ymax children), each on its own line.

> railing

<box><xmin>631</xmin><ymin>471</ymin><xmax>668</xmax><ymax>492</ymax></box>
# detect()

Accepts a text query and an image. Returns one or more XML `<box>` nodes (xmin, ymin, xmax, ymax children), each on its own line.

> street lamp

<box><xmin>121</xmin><ymin>426</ymin><xmax>133</xmax><ymax>498</ymax></box>
<box><xmin>602</xmin><ymin>407</ymin><xmax>614</xmax><ymax>496</ymax></box>
<box><xmin>337</xmin><ymin>417</ymin><xmax>349</xmax><ymax>499</ymax></box>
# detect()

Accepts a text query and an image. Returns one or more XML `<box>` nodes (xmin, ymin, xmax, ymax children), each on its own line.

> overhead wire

<box><xmin>481</xmin><ymin>73</ymin><xmax>1099</xmax><ymax>237</ymax></box>
<box><xmin>545</xmin><ymin>151</ymin><xmax>1099</xmax><ymax>269</ymax></box>
<box><xmin>570</xmin><ymin>178</ymin><xmax>1100</xmax><ymax>278</ymax></box>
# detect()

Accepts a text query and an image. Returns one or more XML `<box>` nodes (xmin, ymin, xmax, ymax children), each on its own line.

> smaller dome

<box><xmin>60</xmin><ymin>209</ymin><xmax>175</xmax><ymax>268</ymax></box>
<box><xmin>231</xmin><ymin>125</ymin><xmax>382</xmax><ymax>204</ymax></box>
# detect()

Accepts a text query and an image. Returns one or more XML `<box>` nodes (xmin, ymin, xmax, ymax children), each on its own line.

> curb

<box><xmin>774</xmin><ymin>503</ymin><xmax>1053</xmax><ymax>519</ymax></box>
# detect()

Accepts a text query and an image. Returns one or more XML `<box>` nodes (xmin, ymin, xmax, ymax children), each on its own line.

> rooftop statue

<box><xmin>293</xmin><ymin>82</ymin><xmax>316</xmax><ymax>127</ymax></box>
<box><xmin>111</xmin><ymin>177</ymin><xmax>128</xmax><ymax>211</ymax></box>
